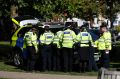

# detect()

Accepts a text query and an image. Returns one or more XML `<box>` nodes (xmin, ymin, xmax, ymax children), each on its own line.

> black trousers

<box><xmin>78</xmin><ymin>47</ymin><xmax>89</xmax><ymax>72</ymax></box>
<box><xmin>52</xmin><ymin>44</ymin><xmax>61</xmax><ymax>71</ymax></box>
<box><xmin>62</xmin><ymin>47</ymin><xmax>73</xmax><ymax>72</ymax></box>
<box><xmin>100</xmin><ymin>50</ymin><xmax>110</xmax><ymax>68</ymax></box>
<box><xmin>27</xmin><ymin>46</ymin><xmax>36</xmax><ymax>71</ymax></box>
<box><xmin>88</xmin><ymin>47</ymin><xmax>98</xmax><ymax>71</ymax></box>
<box><xmin>41</xmin><ymin>45</ymin><xmax>52</xmax><ymax>71</ymax></box>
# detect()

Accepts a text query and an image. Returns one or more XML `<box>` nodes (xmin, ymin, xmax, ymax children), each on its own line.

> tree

<box><xmin>0</xmin><ymin>0</ymin><xmax>28</xmax><ymax>40</ymax></box>
<box><xmin>105</xmin><ymin>0</ymin><xmax>120</xmax><ymax>27</ymax></box>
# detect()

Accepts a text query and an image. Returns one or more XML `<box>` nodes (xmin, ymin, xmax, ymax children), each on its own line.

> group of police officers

<box><xmin>24</xmin><ymin>23</ymin><xmax>112</xmax><ymax>73</ymax></box>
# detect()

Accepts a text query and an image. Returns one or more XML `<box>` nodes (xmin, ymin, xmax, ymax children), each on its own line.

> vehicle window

<box><xmin>17</xmin><ymin>27</ymin><xmax>32</xmax><ymax>38</ymax></box>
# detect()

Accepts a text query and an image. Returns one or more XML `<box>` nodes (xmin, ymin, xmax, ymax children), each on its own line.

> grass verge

<box><xmin>0</xmin><ymin>61</ymin><xmax>98</xmax><ymax>76</ymax></box>
<box><xmin>0</xmin><ymin>61</ymin><xmax>24</xmax><ymax>72</ymax></box>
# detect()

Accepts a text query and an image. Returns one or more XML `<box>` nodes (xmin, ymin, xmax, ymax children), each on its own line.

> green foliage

<box><xmin>0</xmin><ymin>0</ymin><xmax>28</xmax><ymax>17</ymax></box>
<box><xmin>115</xmin><ymin>26</ymin><xmax>120</xmax><ymax>32</ymax></box>
<box><xmin>0</xmin><ymin>0</ymin><xmax>120</xmax><ymax>19</ymax></box>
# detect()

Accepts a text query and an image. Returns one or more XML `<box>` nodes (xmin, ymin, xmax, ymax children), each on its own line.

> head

<box><xmin>100</xmin><ymin>23</ymin><xmax>108</xmax><ymax>33</ymax></box>
<box><xmin>44</xmin><ymin>25</ymin><xmax>50</xmax><ymax>31</ymax></box>
<box><xmin>30</xmin><ymin>27</ymin><xmax>37</xmax><ymax>33</ymax></box>
<box><xmin>79</xmin><ymin>25</ymin><xmax>87</xmax><ymax>32</ymax></box>
<box><xmin>67</xmin><ymin>25</ymin><xmax>72</xmax><ymax>29</ymax></box>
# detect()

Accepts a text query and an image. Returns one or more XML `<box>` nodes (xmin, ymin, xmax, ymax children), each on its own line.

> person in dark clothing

<box><xmin>24</xmin><ymin>27</ymin><xmax>38</xmax><ymax>71</ymax></box>
<box><xmin>88</xmin><ymin>46</ymin><xmax>98</xmax><ymax>72</ymax></box>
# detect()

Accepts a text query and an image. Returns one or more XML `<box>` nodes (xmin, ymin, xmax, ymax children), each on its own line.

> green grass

<box><xmin>0</xmin><ymin>61</ymin><xmax>24</xmax><ymax>72</ymax></box>
<box><xmin>0</xmin><ymin>60</ymin><xmax>98</xmax><ymax>76</ymax></box>
<box><xmin>0</xmin><ymin>41</ymin><xmax>11</xmax><ymax>61</ymax></box>
<box><xmin>0</xmin><ymin>41</ymin><xmax>10</xmax><ymax>45</ymax></box>
<box><xmin>0</xmin><ymin>41</ymin><xmax>24</xmax><ymax>72</ymax></box>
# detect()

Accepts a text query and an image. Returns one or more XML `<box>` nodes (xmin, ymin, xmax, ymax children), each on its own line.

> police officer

<box><xmin>60</xmin><ymin>25</ymin><xmax>76</xmax><ymax>72</ymax></box>
<box><xmin>95</xmin><ymin>24</ymin><xmax>112</xmax><ymax>68</ymax></box>
<box><xmin>24</xmin><ymin>26</ymin><xmax>38</xmax><ymax>71</ymax></box>
<box><xmin>52</xmin><ymin>30</ymin><xmax>63</xmax><ymax>71</ymax></box>
<box><xmin>40</xmin><ymin>25</ymin><xmax>54</xmax><ymax>71</ymax></box>
<box><xmin>76</xmin><ymin>26</ymin><xmax>93</xmax><ymax>72</ymax></box>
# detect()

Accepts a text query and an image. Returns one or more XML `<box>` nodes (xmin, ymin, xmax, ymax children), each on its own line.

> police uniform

<box><xmin>76</xmin><ymin>29</ymin><xmax>93</xmax><ymax>72</ymax></box>
<box><xmin>40</xmin><ymin>30</ymin><xmax>54</xmax><ymax>71</ymax></box>
<box><xmin>24</xmin><ymin>29</ymin><xmax>38</xmax><ymax>71</ymax></box>
<box><xmin>52</xmin><ymin>30</ymin><xmax>63</xmax><ymax>71</ymax></box>
<box><xmin>61</xmin><ymin>28</ymin><xmax>76</xmax><ymax>72</ymax></box>
<box><xmin>95</xmin><ymin>31</ymin><xmax>111</xmax><ymax>68</ymax></box>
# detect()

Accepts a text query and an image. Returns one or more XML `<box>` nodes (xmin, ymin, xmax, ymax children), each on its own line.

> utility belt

<box><xmin>42</xmin><ymin>43</ymin><xmax>53</xmax><ymax>47</ymax></box>
<box><xmin>78</xmin><ymin>41</ymin><xmax>92</xmax><ymax>47</ymax></box>
<box><xmin>52</xmin><ymin>43</ymin><xmax>57</xmax><ymax>47</ymax></box>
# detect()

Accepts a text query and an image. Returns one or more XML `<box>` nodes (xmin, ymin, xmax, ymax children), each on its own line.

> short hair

<box><xmin>79</xmin><ymin>25</ymin><xmax>87</xmax><ymax>32</ymax></box>
<box><xmin>100</xmin><ymin>22</ymin><xmax>107</xmax><ymax>28</ymax></box>
<box><xmin>100</xmin><ymin>25</ymin><xmax>107</xmax><ymax>29</ymax></box>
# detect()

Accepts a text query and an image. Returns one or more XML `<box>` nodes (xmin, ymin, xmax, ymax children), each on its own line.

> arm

<box><xmin>94</xmin><ymin>40</ymin><xmax>98</xmax><ymax>48</ymax></box>
<box><xmin>51</xmin><ymin>32</ymin><xmax>55</xmax><ymax>43</ymax></box>
<box><xmin>88</xmin><ymin>33</ymin><xmax>94</xmax><ymax>46</ymax></box>
<box><xmin>40</xmin><ymin>34</ymin><xmax>45</xmax><ymax>44</ymax></box>
<box><xmin>103</xmin><ymin>32</ymin><xmax>112</xmax><ymax>50</ymax></box>
<box><xmin>59</xmin><ymin>32</ymin><xmax>64</xmax><ymax>43</ymax></box>
<box><xmin>76</xmin><ymin>33</ymin><xmax>80</xmax><ymax>43</ymax></box>
<box><xmin>72</xmin><ymin>31</ymin><xmax>77</xmax><ymax>42</ymax></box>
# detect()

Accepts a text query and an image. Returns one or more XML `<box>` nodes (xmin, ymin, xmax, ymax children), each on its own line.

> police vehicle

<box><xmin>12</xmin><ymin>15</ymin><xmax>40</xmax><ymax>28</ymax></box>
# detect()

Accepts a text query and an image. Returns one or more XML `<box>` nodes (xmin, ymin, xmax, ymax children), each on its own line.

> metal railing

<box><xmin>98</xmin><ymin>68</ymin><xmax>120</xmax><ymax>79</ymax></box>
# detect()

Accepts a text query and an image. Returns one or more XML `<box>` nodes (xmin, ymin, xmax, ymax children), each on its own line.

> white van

<box><xmin>113</xmin><ymin>13</ymin><xmax>120</xmax><ymax>27</ymax></box>
<box><xmin>64</xmin><ymin>18</ymin><xmax>86</xmax><ymax>27</ymax></box>
<box><xmin>113</xmin><ymin>19</ymin><xmax>120</xmax><ymax>27</ymax></box>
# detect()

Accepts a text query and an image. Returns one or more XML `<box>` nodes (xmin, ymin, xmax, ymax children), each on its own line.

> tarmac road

<box><xmin>0</xmin><ymin>71</ymin><xmax>97</xmax><ymax>79</ymax></box>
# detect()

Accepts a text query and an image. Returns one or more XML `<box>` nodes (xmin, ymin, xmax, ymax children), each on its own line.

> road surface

<box><xmin>0</xmin><ymin>71</ymin><xmax>97</xmax><ymax>79</ymax></box>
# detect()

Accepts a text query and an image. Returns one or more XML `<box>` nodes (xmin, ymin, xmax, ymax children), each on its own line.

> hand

<box><xmin>105</xmin><ymin>50</ymin><xmax>109</xmax><ymax>54</ymax></box>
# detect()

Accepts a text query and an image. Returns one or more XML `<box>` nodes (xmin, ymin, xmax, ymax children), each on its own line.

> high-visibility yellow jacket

<box><xmin>53</xmin><ymin>31</ymin><xmax>63</xmax><ymax>48</ymax></box>
<box><xmin>40</xmin><ymin>31</ymin><xmax>54</xmax><ymax>45</ymax></box>
<box><xmin>76</xmin><ymin>32</ymin><xmax>93</xmax><ymax>47</ymax></box>
<box><xmin>24</xmin><ymin>31</ymin><xmax>38</xmax><ymax>52</ymax></box>
<box><xmin>61</xmin><ymin>29</ymin><xmax>76</xmax><ymax>48</ymax></box>
<box><xmin>95</xmin><ymin>31</ymin><xmax>112</xmax><ymax>50</ymax></box>
<box><xmin>24</xmin><ymin>32</ymin><xmax>37</xmax><ymax>46</ymax></box>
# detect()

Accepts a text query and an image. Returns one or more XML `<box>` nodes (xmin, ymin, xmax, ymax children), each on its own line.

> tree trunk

<box><xmin>10</xmin><ymin>5</ymin><xmax>18</xmax><ymax>31</ymax></box>
<box><xmin>10</xmin><ymin>5</ymin><xmax>18</xmax><ymax>18</ymax></box>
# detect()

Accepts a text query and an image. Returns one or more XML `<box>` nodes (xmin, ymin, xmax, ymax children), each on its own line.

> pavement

<box><xmin>0</xmin><ymin>71</ymin><xmax>97</xmax><ymax>79</ymax></box>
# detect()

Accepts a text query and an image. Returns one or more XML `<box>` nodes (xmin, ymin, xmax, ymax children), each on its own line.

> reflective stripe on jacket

<box><xmin>40</xmin><ymin>31</ymin><xmax>54</xmax><ymax>45</ymax></box>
